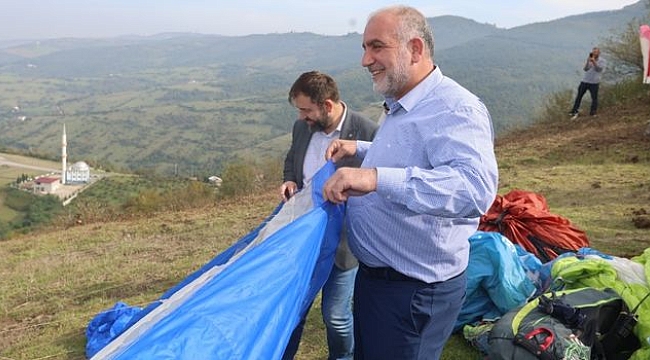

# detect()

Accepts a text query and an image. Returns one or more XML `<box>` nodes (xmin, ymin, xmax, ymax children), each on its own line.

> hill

<box><xmin>0</xmin><ymin>1</ymin><xmax>645</xmax><ymax>176</ymax></box>
<box><xmin>1</xmin><ymin>82</ymin><xmax>649</xmax><ymax>358</ymax></box>
<box><xmin>437</xmin><ymin>1</ymin><xmax>648</xmax><ymax>129</ymax></box>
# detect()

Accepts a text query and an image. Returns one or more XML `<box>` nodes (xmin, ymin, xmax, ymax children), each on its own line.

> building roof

<box><xmin>35</xmin><ymin>177</ymin><xmax>60</xmax><ymax>184</ymax></box>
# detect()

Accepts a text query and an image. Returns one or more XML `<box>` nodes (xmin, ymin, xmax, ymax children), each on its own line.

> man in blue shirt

<box><xmin>323</xmin><ymin>6</ymin><xmax>499</xmax><ymax>360</ymax></box>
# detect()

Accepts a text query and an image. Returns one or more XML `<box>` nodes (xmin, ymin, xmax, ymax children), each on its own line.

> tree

<box><xmin>601</xmin><ymin>0</ymin><xmax>650</xmax><ymax>80</ymax></box>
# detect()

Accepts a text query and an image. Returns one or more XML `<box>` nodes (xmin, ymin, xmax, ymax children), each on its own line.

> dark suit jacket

<box><xmin>283</xmin><ymin>106</ymin><xmax>378</xmax><ymax>270</ymax></box>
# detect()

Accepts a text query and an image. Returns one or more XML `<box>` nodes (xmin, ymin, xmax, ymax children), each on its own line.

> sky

<box><xmin>0</xmin><ymin>0</ymin><xmax>642</xmax><ymax>41</ymax></box>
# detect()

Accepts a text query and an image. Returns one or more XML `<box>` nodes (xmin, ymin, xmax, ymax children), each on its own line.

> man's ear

<box><xmin>323</xmin><ymin>99</ymin><xmax>334</xmax><ymax>113</ymax></box>
<box><xmin>409</xmin><ymin>37</ymin><xmax>425</xmax><ymax>63</ymax></box>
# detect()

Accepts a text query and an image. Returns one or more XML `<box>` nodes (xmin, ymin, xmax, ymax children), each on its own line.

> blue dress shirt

<box><xmin>347</xmin><ymin>67</ymin><xmax>499</xmax><ymax>283</ymax></box>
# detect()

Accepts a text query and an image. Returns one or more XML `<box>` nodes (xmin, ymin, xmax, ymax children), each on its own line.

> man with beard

<box><xmin>322</xmin><ymin>6</ymin><xmax>498</xmax><ymax>360</ymax></box>
<box><xmin>280</xmin><ymin>70</ymin><xmax>378</xmax><ymax>360</ymax></box>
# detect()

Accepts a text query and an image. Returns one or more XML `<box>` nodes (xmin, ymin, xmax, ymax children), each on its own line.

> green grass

<box><xmin>0</xmin><ymin>194</ymin><xmax>278</xmax><ymax>359</ymax></box>
<box><xmin>0</xmin><ymin>155</ymin><xmax>62</xmax><ymax>223</ymax></box>
<box><xmin>0</xmin><ymin>162</ymin><xmax>56</xmax><ymax>187</ymax></box>
<box><xmin>0</xmin><ymin>197</ymin><xmax>20</xmax><ymax>222</ymax></box>
<box><xmin>0</xmin><ymin>153</ymin><xmax>61</xmax><ymax>170</ymax></box>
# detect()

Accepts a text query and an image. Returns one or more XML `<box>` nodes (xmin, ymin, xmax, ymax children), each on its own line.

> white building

<box><xmin>61</xmin><ymin>124</ymin><xmax>91</xmax><ymax>184</ymax></box>
<box><xmin>67</xmin><ymin>161</ymin><xmax>90</xmax><ymax>183</ymax></box>
<box><xmin>62</xmin><ymin>124</ymin><xmax>67</xmax><ymax>184</ymax></box>
<box><xmin>208</xmin><ymin>175</ymin><xmax>223</xmax><ymax>187</ymax></box>
<box><xmin>34</xmin><ymin>177</ymin><xmax>60</xmax><ymax>193</ymax></box>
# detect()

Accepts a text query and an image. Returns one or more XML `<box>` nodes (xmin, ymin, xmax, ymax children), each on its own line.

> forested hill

<box><xmin>0</xmin><ymin>1</ymin><xmax>645</xmax><ymax>176</ymax></box>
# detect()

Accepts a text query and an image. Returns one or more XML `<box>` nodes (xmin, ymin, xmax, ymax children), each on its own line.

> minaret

<box><xmin>61</xmin><ymin>124</ymin><xmax>67</xmax><ymax>185</ymax></box>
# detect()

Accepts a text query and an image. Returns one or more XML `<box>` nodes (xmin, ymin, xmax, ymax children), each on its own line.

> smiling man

<box><xmin>322</xmin><ymin>6</ymin><xmax>499</xmax><ymax>360</ymax></box>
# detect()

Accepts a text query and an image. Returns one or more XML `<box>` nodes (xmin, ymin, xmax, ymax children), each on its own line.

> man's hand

<box><xmin>325</xmin><ymin>139</ymin><xmax>357</xmax><ymax>162</ymax></box>
<box><xmin>280</xmin><ymin>181</ymin><xmax>298</xmax><ymax>202</ymax></box>
<box><xmin>323</xmin><ymin>167</ymin><xmax>377</xmax><ymax>204</ymax></box>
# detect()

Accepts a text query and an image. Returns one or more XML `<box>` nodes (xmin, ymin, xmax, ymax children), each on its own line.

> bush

<box><xmin>0</xmin><ymin>189</ymin><xmax>64</xmax><ymax>239</ymax></box>
<box><xmin>534</xmin><ymin>89</ymin><xmax>574</xmax><ymax>124</ymax></box>
<box><xmin>601</xmin><ymin>0</ymin><xmax>650</xmax><ymax>81</ymax></box>
<box><xmin>219</xmin><ymin>161</ymin><xmax>258</xmax><ymax>198</ymax></box>
<box><xmin>601</xmin><ymin>76</ymin><xmax>649</xmax><ymax>107</ymax></box>
<box><xmin>165</xmin><ymin>181</ymin><xmax>216</xmax><ymax>210</ymax></box>
<box><xmin>122</xmin><ymin>189</ymin><xmax>165</xmax><ymax>213</ymax></box>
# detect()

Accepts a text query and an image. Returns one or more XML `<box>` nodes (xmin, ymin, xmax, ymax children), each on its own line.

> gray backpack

<box><xmin>487</xmin><ymin>287</ymin><xmax>640</xmax><ymax>360</ymax></box>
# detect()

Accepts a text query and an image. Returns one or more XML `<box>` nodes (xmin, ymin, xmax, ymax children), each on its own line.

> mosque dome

<box><xmin>70</xmin><ymin>161</ymin><xmax>90</xmax><ymax>172</ymax></box>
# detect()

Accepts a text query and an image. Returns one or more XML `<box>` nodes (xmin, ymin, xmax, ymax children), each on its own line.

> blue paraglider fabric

<box><xmin>87</xmin><ymin>161</ymin><xmax>343</xmax><ymax>359</ymax></box>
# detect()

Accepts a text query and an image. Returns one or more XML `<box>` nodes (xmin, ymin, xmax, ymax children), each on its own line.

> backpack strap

<box><xmin>538</xmin><ymin>292</ymin><xmax>586</xmax><ymax>330</ymax></box>
<box><xmin>596</xmin><ymin>311</ymin><xmax>640</xmax><ymax>359</ymax></box>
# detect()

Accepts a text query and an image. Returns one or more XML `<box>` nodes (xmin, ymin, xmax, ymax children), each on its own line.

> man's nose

<box><xmin>361</xmin><ymin>50</ymin><xmax>373</xmax><ymax>67</ymax></box>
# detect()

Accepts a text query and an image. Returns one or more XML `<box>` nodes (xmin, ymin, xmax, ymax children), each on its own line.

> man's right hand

<box><xmin>280</xmin><ymin>181</ymin><xmax>298</xmax><ymax>202</ymax></box>
<box><xmin>325</xmin><ymin>139</ymin><xmax>357</xmax><ymax>162</ymax></box>
<box><xmin>322</xmin><ymin>167</ymin><xmax>377</xmax><ymax>204</ymax></box>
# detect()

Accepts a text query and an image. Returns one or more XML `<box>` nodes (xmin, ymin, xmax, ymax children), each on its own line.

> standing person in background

<box><xmin>280</xmin><ymin>71</ymin><xmax>378</xmax><ymax>360</ymax></box>
<box><xmin>570</xmin><ymin>47</ymin><xmax>606</xmax><ymax>119</ymax></box>
<box><xmin>322</xmin><ymin>6</ymin><xmax>498</xmax><ymax>360</ymax></box>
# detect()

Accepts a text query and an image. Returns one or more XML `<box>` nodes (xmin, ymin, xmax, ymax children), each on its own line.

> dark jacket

<box><xmin>283</xmin><ymin>107</ymin><xmax>378</xmax><ymax>270</ymax></box>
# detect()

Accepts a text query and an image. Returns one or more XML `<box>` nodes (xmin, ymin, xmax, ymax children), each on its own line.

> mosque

<box><xmin>60</xmin><ymin>123</ymin><xmax>90</xmax><ymax>184</ymax></box>
<box><xmin>33</xmin><ymin>124</ymin><xmax>91</xmax><ymax>195</ymax></box>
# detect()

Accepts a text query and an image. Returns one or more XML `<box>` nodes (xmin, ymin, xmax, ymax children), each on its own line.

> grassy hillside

<box><xmin>495</xmin><ymin>87</ymin><xmax>650</xmax><ymax>256</ymax></box>
<box><xmin>0</xmin><ymin>153</ymin><xmax>61</xmax><ymax>225</ymax></box>
<box><xmin>0</xmin><ymin>153</ymin><xmax>60</xmax><ymax>185</ymax></box>
<box><xmin>2</xmin><ymin>81</ymin><xmax>649</xmax><ymax>358</ymax></box>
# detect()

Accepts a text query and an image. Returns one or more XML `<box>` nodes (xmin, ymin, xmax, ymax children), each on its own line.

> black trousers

<box><xmin>571</xmin><ymin>81</ymin><xmax>599</xmax><ymax>115</ymax></box>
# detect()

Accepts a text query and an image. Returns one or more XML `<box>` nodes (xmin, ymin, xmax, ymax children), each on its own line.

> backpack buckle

<box><xmin>514</xmin><ymin>327</ymin><xmax>555</xmax><ymax>359</ymax></box>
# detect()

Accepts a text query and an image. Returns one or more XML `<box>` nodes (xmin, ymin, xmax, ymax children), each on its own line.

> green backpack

<box><xmin>487</xmin><ymin>287</ymin><xmax>640</xmax><ymax>360</ymax></box>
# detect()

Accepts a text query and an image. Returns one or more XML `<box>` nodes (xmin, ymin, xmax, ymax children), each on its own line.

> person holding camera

<box><xmin>569</xmin><ymin>47</ymin><xmax>606</xmax><ymax>119</ymax></box>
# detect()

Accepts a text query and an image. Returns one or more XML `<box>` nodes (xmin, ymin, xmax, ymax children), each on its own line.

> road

<box><xmin>0</xmin><ymin>155</ymin><xmax>60</xmax><ymax>173</ymax></box>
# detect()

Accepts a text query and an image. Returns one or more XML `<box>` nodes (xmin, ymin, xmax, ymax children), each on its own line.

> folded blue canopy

<box><xmin>87</xmin><ymin>161</ymin><xmax>344</xmax><ymax>359</ymax></box>
<box><xmin>454</xmin><ymin>231</ymin><xmax>538</xmax><ymax>331</ymax></box>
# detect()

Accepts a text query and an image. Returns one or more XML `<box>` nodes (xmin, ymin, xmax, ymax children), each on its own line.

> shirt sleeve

<box><xmin>355</xmin><ymin>140</ymin><xmax>372</xmax><ymax>159</ymax></box>
<box><xmin>375</xmin><ymin>105</ymin><xmax>498</xmax><ymax>219</ymax></box>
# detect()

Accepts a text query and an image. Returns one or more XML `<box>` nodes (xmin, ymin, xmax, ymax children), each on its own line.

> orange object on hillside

<box><xmin>479</xmin><ymin>190</ymin><xmax>590</xmax><ymax>262</ymax></box>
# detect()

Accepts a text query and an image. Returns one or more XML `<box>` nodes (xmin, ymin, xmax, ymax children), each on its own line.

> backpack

<box><xmin>487</xmin><ymin>287</ymin><xmax>640</xmax><ymax>360</ymax></box>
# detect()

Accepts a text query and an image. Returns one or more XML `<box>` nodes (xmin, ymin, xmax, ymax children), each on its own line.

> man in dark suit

<box><xmin>280</xmin><ymin>71</ymin><xmax>378</xmax><ymax>360</ymax></box>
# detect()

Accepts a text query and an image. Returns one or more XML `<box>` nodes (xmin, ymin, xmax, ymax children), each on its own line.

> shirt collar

<box><xmin>384</xmin><ymin>66</ymin><xmax>443</xmax><ymax>114</ymax></box>
<box><xmin>334</xmin><ymin>101</ymin><xmax>347</xmax><ymax>133</ymax></box>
